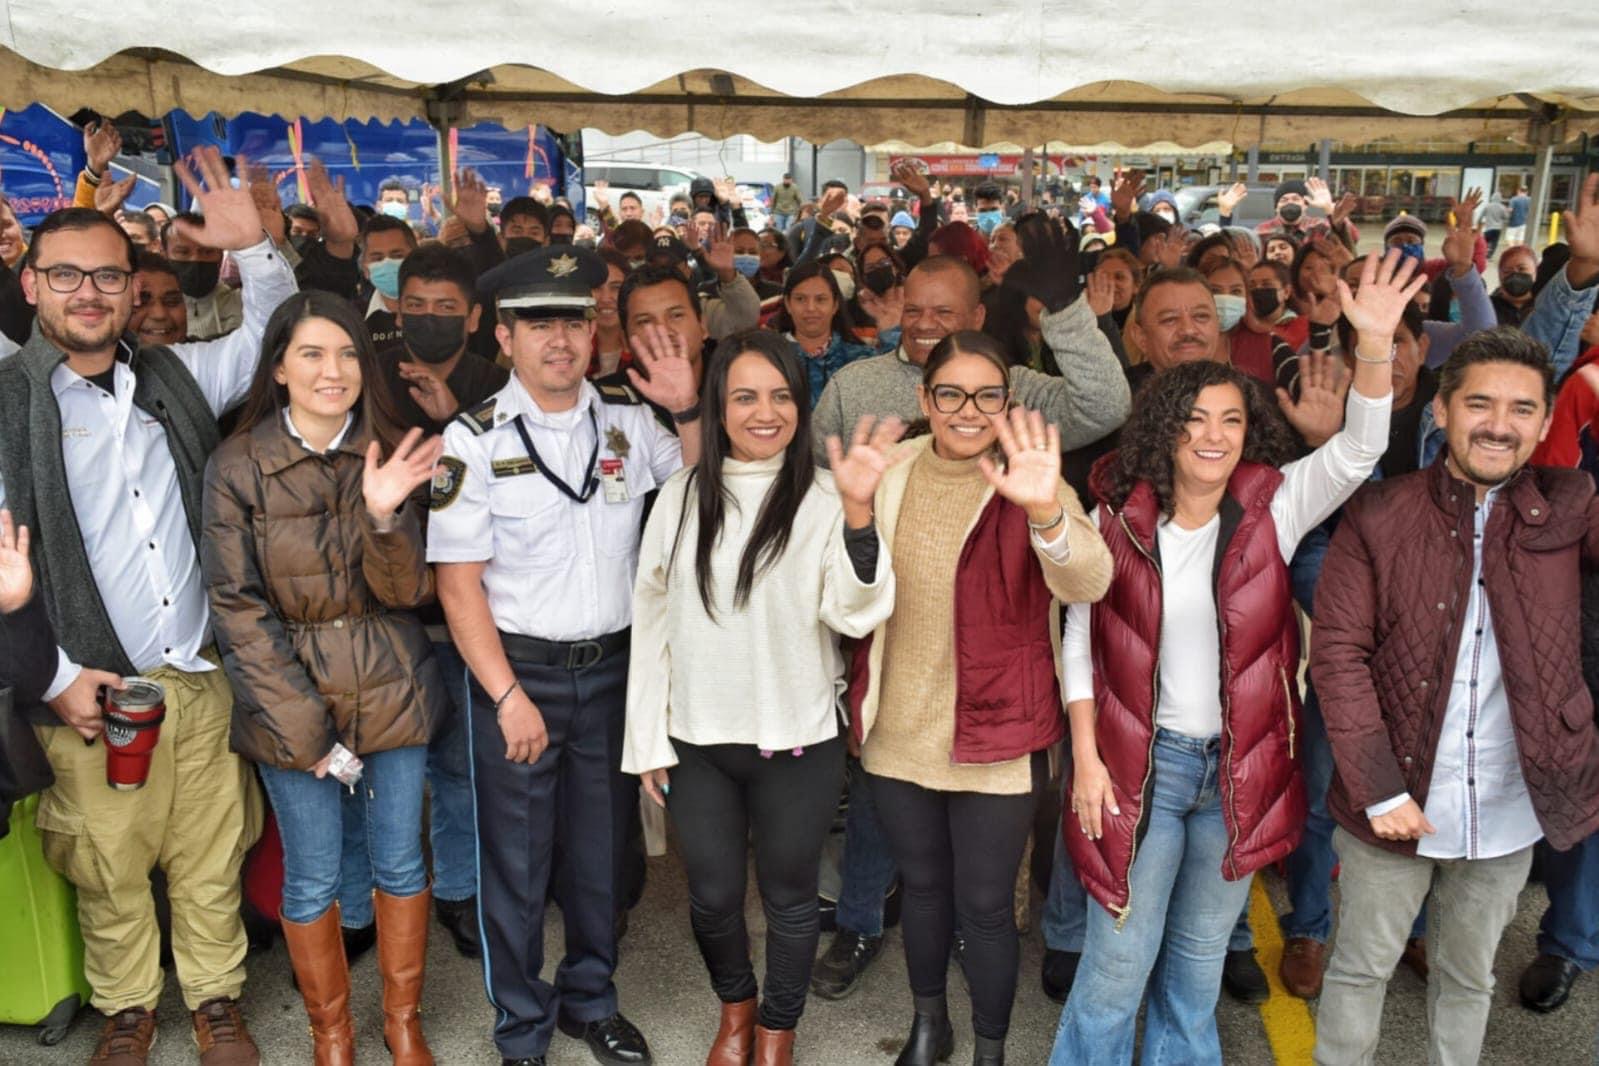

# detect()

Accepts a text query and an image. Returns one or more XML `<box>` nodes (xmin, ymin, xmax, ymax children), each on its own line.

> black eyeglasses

<box><xmin>34</xmin><ymin>264</ymin><xmax>134</xmax><ymax>295</ymax></box>
<box><xmin>930</xmin><ymin>384</ymin><xmax>1009</xmax><ymax>415</ymax></box>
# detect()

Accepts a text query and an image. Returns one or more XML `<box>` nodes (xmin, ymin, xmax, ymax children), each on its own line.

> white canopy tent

<box><xmin>2</xmin><ymin>0</ymin><xmax>1597</xmax><ymax>151</ymax></box>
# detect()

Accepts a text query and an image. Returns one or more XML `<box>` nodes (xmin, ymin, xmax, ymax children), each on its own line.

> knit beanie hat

<box><xmin>890</xmin><ymin>211</ymin><xmax>916</xmax><ymax>230</ymax></box>
<box><xmin>1273</xmin><ymin>180</ymin><xmax>1309</xmax><ymax>205</ymax></box>
<box><xmin>1384</xmin><ymin>215</ymin><xmax>1428</xmax><ymax>243</ymax></box>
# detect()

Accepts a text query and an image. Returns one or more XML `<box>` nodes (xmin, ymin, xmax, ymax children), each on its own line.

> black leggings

<box><xmin>667</xmin><ymin>736</ymin><xmax>845</xmax><ymax>1030</ymax></box>
<box><xmin>869</xmin><ymin>753</ymin><xmax>1045</xmax><ymax>1040</ymax></box>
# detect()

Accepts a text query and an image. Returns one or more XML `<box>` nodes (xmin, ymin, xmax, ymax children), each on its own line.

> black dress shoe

<box><xmin>557</xmin><ymin>1011</ymin><xmax>651</xmax><ymax>1065</ymax></box>
<box><xmin>1520</xmin><ymin>953</ymin><xmax>1582</xmax><ymax>1013</ymax></box>
<box><xmin>1042</xmin><ymin>949</ymin><xmax>1081</xmax><ymax>1003</ymax></box>
<box><xmin>811</xmin><ymin>929</ymin><xmax>885</xmax><ymax>1000</ymax></box>
<box><xmin>434</xmin><ymin>896</ymin><xmax>483</xmax><ymax>959</ymax></box>
<box><xmin>502</xmin><ymin>1058</ymin><xmax>546</xmax><ymax>1066</ymax></box>
<box><xmin>1222</xmin><ymin>948</ymin><xmax>1270</xmax><ymax>1005</ymax></box>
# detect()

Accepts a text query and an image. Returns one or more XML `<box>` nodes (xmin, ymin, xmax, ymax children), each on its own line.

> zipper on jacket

<box><xmin>1218</xmin><ymin>610</ymin><xmax>1243</xmax><ymax>882</ymax></box>
<box><xmin>1114</xmin><ymin>511</ymin><xmax>1161</xmax><ymax>931</ymax></box>
<box><xmin>1280</xmin><ymin>665</ymin><xmax>1296</xmax><ymax>760</ymax></box>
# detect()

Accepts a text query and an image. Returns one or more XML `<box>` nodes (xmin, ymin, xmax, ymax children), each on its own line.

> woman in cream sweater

<box><xmin>623</xmin><ymin>329</ymin><xmax>904</xmax><ymax>1066</ymax></box>
<box><xmin>849</xmin><ymin>330</ymin><xmax>1113</xmax><ymax>1066</ymax></box>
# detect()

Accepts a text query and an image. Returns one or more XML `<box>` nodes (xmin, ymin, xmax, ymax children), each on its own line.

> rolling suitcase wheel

<box><xmin>36</xmin><ymin>993</ymin><xmax>81</xmax><ymax>1045</ymax></box>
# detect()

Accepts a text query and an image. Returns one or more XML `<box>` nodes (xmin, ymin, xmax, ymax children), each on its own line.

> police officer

<box><xmin>427</xmin><ymin>246</ymin><xmax>701</xmax><ymax>1066</ymax></box>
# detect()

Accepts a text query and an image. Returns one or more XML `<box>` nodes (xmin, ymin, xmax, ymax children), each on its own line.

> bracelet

<box><xmin>1028</xmin><ymin>508</ymin><xmax>1066</xmax><ymax>532</ymax></box>
<box><xmin>671</xmin><ymin>402</ymin><xmax>702</xmax><ymax>424</ymax></box>
<box><xmin>493</xmin><ymin>683</ymin><xmax>519</xmax><ymax>711</ymax></box>
<box><xmin>1353</xmin><ymin>343</ymin><xmax>1397</xmax><ymax>365</ymax></box>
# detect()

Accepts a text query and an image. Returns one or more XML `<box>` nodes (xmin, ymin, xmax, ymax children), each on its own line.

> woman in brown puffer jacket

<box><xmin>201</xmin><ymin>290</ymin><xmax>445</xmax><ymax>1066</ymax></box>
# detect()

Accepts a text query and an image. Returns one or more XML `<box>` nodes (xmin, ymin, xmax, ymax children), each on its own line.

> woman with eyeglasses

<box><xmin>847</xmin><ymin>330</ymin><xmax>1113</xmax><ymax>1066</ymax></box>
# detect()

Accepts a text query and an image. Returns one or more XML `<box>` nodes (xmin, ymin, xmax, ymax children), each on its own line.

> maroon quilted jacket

<box><xmin>1066</xmin><ymin>457</ymin><xmax>1306</xmax><ymax>921</ymax></box>
<box><xmin>1311</xmin><ymin>459</ymin><xmax>1599</xmax><ymax>855</ymax></box>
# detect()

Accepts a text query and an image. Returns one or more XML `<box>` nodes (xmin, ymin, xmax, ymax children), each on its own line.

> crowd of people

<box><xmin>1</xmin><ymin>118</ymin><xmax>1599</xmax><ymax>1066</ymax></box>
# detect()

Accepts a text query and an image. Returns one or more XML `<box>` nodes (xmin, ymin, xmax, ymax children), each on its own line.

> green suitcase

<box><xmin>0</xmin><ymin>793</ymin><xmax>90</xmax><ymax>1044</ymax></box>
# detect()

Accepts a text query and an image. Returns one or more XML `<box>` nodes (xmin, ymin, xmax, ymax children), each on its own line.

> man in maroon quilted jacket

<box><xmin>1311</xmin><ymin>326</ymin><xmax>1599</xmax><ymax>1065</ymax></box>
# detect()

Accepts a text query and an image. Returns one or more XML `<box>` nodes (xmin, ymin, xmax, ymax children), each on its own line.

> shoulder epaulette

<box><xmin>596</xmin><ymin>382</ymin><xmax>643</xmax><ymax>406</ymax></box>
<box><xmin>453</xmin><ymin>397</ymin><xmax>498</xmax><ymax>435</ymax></box>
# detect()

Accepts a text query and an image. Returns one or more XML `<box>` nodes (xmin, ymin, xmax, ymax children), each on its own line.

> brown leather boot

<box><xmin>706</xmin><ymin>998</ymin><xmax>756</xmax><ymax>1066</ymax></box>
<box><xmin>1278</xmin><ymin>938</ymin><xmax>1327</xmax><ymax>999</ymax></box>
<box><xmin>280</xmin><ymin>905</ymin><xmax>355</xmax><ymax>1066</ymax></box>
<box><xmin>753</xmin><ymin>1025</ymin><xmax>795</xmax><ymax>1066</ymax></box>
<box><xmin>375</xmin><ymin>888</ymin><xmax>434</xmax><ymax>1066</ymax></box>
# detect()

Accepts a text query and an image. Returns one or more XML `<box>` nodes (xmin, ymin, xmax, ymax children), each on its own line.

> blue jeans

<box><xmin>337</xmin><ymin>641</ymin><xmax>477</xmax><ymax>926</ymax></box>
<box><xmin>258</xmin><ymin>745</ymin><xmax>428</xmax><ymax>925</ymax></box>
<box><xmin>772</xmin><ymin>212</ymin><xmax>793</xmax><ymax>233</ymax></box>
<box><xmin>1280</xmin><ymin>686</ymin><xmax>1338</xmax><ymax>942</ymax></box>
<box><xmin>1045</xmin><ymin>803</ymin><xmax>1251</xmax><ymax>955</ymax></box>
<box><xmin>1050</xmin><ymin>730</ymin><xmax>1254</xmax><ymax>1066</ymax></box>
<box><xmin>835</xmin><ymin>755</ymin><xmax>898</xmax><ymax>937</ymax></box>
<box><xmin>1538</xmin><ymin>828</ymin><xmax>1599</xmax><ymax>970</ymax></box>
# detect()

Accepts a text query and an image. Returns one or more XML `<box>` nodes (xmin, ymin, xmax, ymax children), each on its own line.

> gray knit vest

<box><xmin>0</xmin><ymin>325</ymin><xmax>220</xmax><ymax>699</ymax></box>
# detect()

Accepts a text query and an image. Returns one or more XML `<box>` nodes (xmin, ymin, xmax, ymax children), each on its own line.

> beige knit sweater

<box><xmin>861</xmin><ymin>438</ymin><xmax>1112</xmax><ymax>795</ymax></box>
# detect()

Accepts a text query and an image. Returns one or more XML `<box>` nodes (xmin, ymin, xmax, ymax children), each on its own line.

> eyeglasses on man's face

<box><xmin>34</xmin><ymin>263</ymin><xmax>134</xmax><ymax>295</ymax></box>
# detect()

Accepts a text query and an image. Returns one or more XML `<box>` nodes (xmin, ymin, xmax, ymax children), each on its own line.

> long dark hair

<box><xmin>228</xmin><ymin>290</ymin><xmax>403</xmax><ymax>452</ymax></box>
<box><xmin>1099</xmin><ymin>360</ymin><xmax>1296</xmax><ymax>517</ymax></box>
<box><xmin>671</xmin><ymin>329</ymin><xmax>817</xmax><ymax>619</ymax></box>
<box><xmin>771</xmin><ymin>260</ymin><xmax>862</xmax><ymax>344</ymax></box>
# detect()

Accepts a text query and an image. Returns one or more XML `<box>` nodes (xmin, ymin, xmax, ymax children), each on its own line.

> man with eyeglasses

<box><xmin>0</xmin><ymin>146</ymin><xmax>297</xmax><ymax>1066</ymax></box>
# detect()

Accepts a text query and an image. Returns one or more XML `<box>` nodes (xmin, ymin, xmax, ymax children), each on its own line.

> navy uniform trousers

<box><xmin>467</xmin><ymin>629</ymin><xmax>635</xmax><ymax>1059</ymax></box>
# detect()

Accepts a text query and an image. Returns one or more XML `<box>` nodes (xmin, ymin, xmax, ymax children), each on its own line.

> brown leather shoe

<box><xmin>706</xmin><ymin>998</ymin><xmax>756</xmax><ymax>1066</ymax></box>
<box><xmin>192</xmin><ymin>997</ymin><xmax>260</xmax><ymax>1065</ymax></box>
<box><xmin>281</xmin><ymin>904</ymin><xmax>356</xmax><ymax>1066</ymax></box>
<box><xmin>89</xmin><ymin>1007</ymin><xmax>157</xmax><ymax>1065</ymax></box>
<box><xmin>1278</xmin><ymin>938</ymin><xmax>1326</xmax><ymax>999</ymax></box>
<box><xmin>753</xmin><ymin>1025</ymin><xmax>795</xmax><ymax>1066</ymax></box>
<box><xmin>1401</xmin><ymin>937</ymin><xmax>1429</xmax><ymax>981</ymax></box>
<box><xmin>375</xmin><ymin>888</ymin><xmax>434</xmax><ymax>1066</ymax></box>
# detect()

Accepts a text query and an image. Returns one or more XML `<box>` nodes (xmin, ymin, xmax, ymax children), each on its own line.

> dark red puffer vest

<box><xmin>848</xmin><ymin>492</ymin><xmax>1064</xmax><ymax>764</ymax></box>
<box><xmin>1066</xmin><ymin>455</ymin><xmax>1306</xmax><ymax>921</ymax></box>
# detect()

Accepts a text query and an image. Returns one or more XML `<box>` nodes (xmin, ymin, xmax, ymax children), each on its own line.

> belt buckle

<box><xmin>567</xmin><ymin>639</ymin><xmax>605</xmax><ymax>671</ymax></box>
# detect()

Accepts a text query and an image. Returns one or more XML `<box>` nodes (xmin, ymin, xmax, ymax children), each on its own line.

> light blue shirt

<box><xmin>1366</xmin><ymin>487</ymin><xmax>1542</xmax><ymax>859</ymax></box>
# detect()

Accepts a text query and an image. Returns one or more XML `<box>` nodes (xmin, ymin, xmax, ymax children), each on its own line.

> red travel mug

<box><xmin>102</xmin><ymin>678</ymin><xmax>167</xmax><ymax>791</ymax></box>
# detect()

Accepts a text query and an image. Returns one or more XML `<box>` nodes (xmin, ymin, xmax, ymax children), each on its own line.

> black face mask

<box><xmin>549</xmin><ymin>233</ymin><xmax>574</xmax><ymax>246</ymax></box>
<box><xmin>402</xmin><ymin>314</ymin><xmax>468</xmax><ymax>365</ymax></box>
<box><xmin>1278</xmin><ymin>202</ymin><xmax>1304</xmax><ymax>224</ymax></box>
<box><xmin>1501</xmin><ymin>273</ymin><xmax>1535</xmax><ymax>297</ymax></box>
<box><xmin>504</xmin><ymin>236</ymin><xmax>542</xmax><ymax>259</ymax></box>
<box><xmin>1249</xmin><ymin>287</ymin><xmax>1282</xmax><ymax>318</ymax></box>
<box><xmin>288</xmin><ymin>233</ymin><xmax>315</xmax><ymax>255</ymax></box>
<box><xmin>171</xmin><ymin>259</ymin><xmax>220</xmax><ymax>299</ymax></box>
<box><xmin>863</xmin><ymin>263</ymin><xmax>899</xmax><ymax>296</ymax></box>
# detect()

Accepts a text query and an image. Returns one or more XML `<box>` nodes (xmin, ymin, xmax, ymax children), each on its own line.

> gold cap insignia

<box><xmin>548</xmin><ymin>254</ymin><xmax>578</xmax><ymax>278</ymax></box>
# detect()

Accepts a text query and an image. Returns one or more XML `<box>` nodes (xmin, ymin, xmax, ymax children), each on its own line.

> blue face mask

<box><xmin>976</xmin><ymin>209</ymin><xmax>1005</xmax><ymax>235</ymax></box>
<box><xmin>379</xmin><ymin>200</ymin><xmax>409</xmax><ymax>221</ymax></box>
<box><xmin>733</xmin><ymin>253</ymin><xmax>761</xmax><ymax>278</ymax></box>
<box><xmin>1394</xmin><ymin>241</ymin><xmax>1425</xmax><ymax>266</ymax></box>
<box><xmin>1213</xmin><ymin>293</ymin><xmax>1246</xmax><ymax>332</ymax></box>
<box><xmin>368</xmin><ymin>258</ymin><xmax>402</xmax><ymax>300</ymax></box>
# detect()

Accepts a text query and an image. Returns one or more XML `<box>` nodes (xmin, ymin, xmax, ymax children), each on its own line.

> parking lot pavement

<box><xmin>3</xmin><ymin>845</ymin><xmax>1595</xmax><ymax>1065</ymax></box>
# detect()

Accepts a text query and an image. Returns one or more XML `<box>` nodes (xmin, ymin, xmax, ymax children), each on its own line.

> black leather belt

<box><xmin>499</xmin><ymin>628</ymin><xmax>630</xmax><ymax>671</ymax></box>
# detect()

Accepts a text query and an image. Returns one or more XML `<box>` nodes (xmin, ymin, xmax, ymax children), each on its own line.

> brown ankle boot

<box><xmin>375</xmin><ymin>888</ymin><xmax>434</xmax><ymax>1066</ymax></box>
<box><xmin>706</xmin><ymin>998</ymin><xmax>756</xmax><ymax>1066</ymax></box>
<box><xmin>280</xmin><ymin>905</ymin><xmax>355</xmax><ymax>1066</ymax></box>
<box><xmin>753</xmin><ymin>1025</ymin><xmax>795</xmax><ymax>1066</ymax></box>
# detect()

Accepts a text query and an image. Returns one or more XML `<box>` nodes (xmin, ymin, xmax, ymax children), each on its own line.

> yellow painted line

<box><xmin>1250</xmin><ymin>873</ymin><xmax>1318</xmax><ymax>1065</ymax></box>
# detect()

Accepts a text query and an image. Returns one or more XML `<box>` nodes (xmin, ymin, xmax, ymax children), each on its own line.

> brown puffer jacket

<box><xmin>201</xmin><ymin>414</ymin><xmax>445</xmax><ymax>770</ymax></box>
<box><xmin>1311</xmin><ymin>458</ymin><xmax>1599</xmax><ymax>854</ymax></box>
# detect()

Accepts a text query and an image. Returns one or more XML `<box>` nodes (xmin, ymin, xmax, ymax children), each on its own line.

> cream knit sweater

<box><xmin>622</xmin><ymin>454</ymin><xmax>895</xmax><ymax>774</ymax></box>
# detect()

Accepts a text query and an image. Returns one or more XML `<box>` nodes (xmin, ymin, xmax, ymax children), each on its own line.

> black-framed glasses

<box><xmin>930</xmin><ymin>384</ymin><xmax>1008</xmax><ymax>415</ymax></box>
<box><xmin>35</xmin><ymin>264</ymin><xmax>133</xmax><ymax>295</ymax></box>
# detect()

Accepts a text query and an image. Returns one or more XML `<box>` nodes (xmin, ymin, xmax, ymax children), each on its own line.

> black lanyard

<box><xmin>513</xmin><ymin>407</ymin><xmax>600</xmax><ymax>504</ymax></box>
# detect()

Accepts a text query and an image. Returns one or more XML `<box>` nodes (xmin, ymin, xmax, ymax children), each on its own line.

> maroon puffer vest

<box><xmin>1066</xmin><ymin>455</ymin><xmax>1306</xmax><ymax>920</ymax></box>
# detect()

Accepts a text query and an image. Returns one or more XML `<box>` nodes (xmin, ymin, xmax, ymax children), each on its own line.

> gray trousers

<box><xmin>1314</xmin><ymin>826</ymin><xmax>1533</xmax><ymax>1066</ymax></box>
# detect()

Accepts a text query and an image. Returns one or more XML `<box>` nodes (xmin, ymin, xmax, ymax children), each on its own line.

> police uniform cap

<box><xmin>479</xmin><ymin>244</ymin><xmax>608</xmax><ymax>318</ymax></box>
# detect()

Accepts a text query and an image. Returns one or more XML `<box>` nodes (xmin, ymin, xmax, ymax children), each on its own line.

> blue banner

<box><xmin>0</xmin><ymin>104</ymin><xmax>85</xmax><ymax>226</ymax></box>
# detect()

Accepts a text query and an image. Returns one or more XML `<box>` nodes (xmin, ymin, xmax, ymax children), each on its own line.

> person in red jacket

<box><xmin>1048</xmin><ymin>251</ymin><xmax>1418</xmax><ymax>1066</ymax></box>
<box><xmin>1312</xmin><ymin>326</ymin><xmax>1599</xmax><ymax>1065</ymax></box>
<box><xmin>848</xmin><ymin>331</ymin><xmax>1112</xmax><ymax>1066</ymax></box>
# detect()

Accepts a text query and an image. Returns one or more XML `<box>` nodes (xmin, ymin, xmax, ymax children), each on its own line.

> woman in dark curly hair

<box><xmin>1049</xmin><ymin>251</ymin><xmax>1425</xmax><ymax>1065</ymax></box>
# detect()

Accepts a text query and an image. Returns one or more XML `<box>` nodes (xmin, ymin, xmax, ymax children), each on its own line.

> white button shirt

<box><xmin>427</xmin><ymin>375</ymin><xmax>683</xmax><ymax>641</ymax></box>
<box><xmin>0</xmin><ymin>237</ymin><xmax>298</xmax><ymax>700</ymax></box>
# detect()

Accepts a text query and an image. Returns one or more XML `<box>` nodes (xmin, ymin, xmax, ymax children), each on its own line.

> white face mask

<box><xmin>832</xmin><ymin>270</ymin><xmax>857</xmax><ymax>301</ymax></box>
<box><xmin>1213</xmin><ymin>293</ymin><xmax>1246</xmax><ymax>332</ymax></box>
